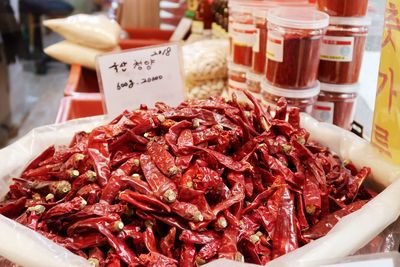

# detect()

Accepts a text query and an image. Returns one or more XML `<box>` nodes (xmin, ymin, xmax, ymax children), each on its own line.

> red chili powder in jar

<box><xmin>265</xmin><ymin>7</ymin><xmax>329</xmax><ymax>89</ymax></box>
<box><xmin>232</xmin><ymin>23</ymin><xmax>256</xmax><ymax>67</ymax></box>
<box><xmin>252</xmin><ymin>10</ymin><xmax>268</xmax><ymax>74</ymax></box>
<box><xmin>318</xmin><ymin>17</ymin><xmax>370</xmax><ymax>84</ymax></box>
<box><xmin>312</xmin><ymin>83</ymin><xmax>359</xmax><ymax>130</ymax></box>
<box><xmin>317</xmin><ymin>0</ymin><xmax>368</xmax><ymax>17</ymax></box>
<box><xmin>261</xmin><ymin>79</ymin><xmax>320</xmax><ymax>114</ymax></box>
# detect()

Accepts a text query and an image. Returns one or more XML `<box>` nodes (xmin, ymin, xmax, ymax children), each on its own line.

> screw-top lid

<box><xmin>262</xmin><ymin>79</ymin><xmax>320</xmax><ymax>98</ymax></box>
<box><xmin>228</xmin><ymin>60</ymin><xmax>250</xmax><ymax>73</ymax></box>
<box><xmin>267</xmin><ymin>7</ymin><xmax>329</xmax><ymax>30</ymax></box>
<box><xmin>229</xmin><ymin>79</ymin><xmax>248</xmax><ymax>90</ymax></box>
<box><xmin>329</xmin><ymin>16</ymin><xmax>371</xmax><ymax>27</ymax></box>
<box><xmin>320</xmin><ymin>82</ymin><xmax>360</xmax><ymax>94</ymax></box>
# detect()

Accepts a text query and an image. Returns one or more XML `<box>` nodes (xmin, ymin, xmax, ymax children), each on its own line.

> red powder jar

<box><xmin>229</xmin><ymin>79</ymin><xmax>262</xmax><ymax>105</ymax></box>
<box><xmin>252</xmin><ymin>9</ymin><xmax>268</xmax><ymax>75</ymax></box>
<box><xmin>247</xmin><ymin>70</ymin><xmax>262</xmax><ymax>94</ymax></box>
<box><xmin>262</xmin><ymin>79</ymin><xmax>320</xmax><ymax>114</ymax></box>
<box><xmin>266</xmin><ymin>7</ymin><xmax>329</xmax><ymax>89</ymax></box>
<box><xmin>312</xmin><ymin>82</ymin><xmax>359</xmax><ymax>130</ymax></box>
<box><xmin>318</xmin><ymin>16</ymin><xmax>370</xmax><ymax>84</ymax></box>
<box><xmin>228</xmin><ymin>61</ymin><xmax>248</xmax><ymax>83</ymax></box>
<box><xmin>230</xmin><ymin>5</ymin><xmax>256</xmax><ymax>67</ymax></box>
<box><xmin>317</xmin><ymin>0</ymin><xmax>368</xmax><ymax>17</ymax></box>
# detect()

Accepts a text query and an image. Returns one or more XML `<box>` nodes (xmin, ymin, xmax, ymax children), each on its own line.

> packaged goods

<box><xmin>44</xmin><ymin>41</ymin><xmax>118</xmax><ymax>70</ymax></box>
<box><xmin>317</xmin><ymin>0</ymin><xmax>369</xmax><ymax>17</ymax></box>
<box><xmin>186</xmin><ymin>79</ymin><xmax>227</xmax><ymax>99</ymax></box>
<box><xmin>318</xmin><ymin>16</ymin><xmax>370</xmax><ymax>84</ymax></box>
<box><xmin>312</xmin><ymin>83</ymin><xmax>359</xmax><ymax>130</ymax></box>
<box><xmin>262</xmin><ymin>79</ymin><xmax>320</xmax><ymax>113</ymax></box>
<box><xmin>183</xmin><ymin>40</ymin><xmax>229</xmax><ymax>82</ymax></box>
<box><xmin>43</xmin><ymin>14</ymin><xmax>121</xmax><ymax>50</ymax></box>
<box><xmin>228</xmin><ymin>61</ymin><xmax>247</xmax><ymax>83</ymax></box>
<box><xmin>266</xmin><ymin>7</ymin><xmax>329</xmax><ymax>89</ymax></box>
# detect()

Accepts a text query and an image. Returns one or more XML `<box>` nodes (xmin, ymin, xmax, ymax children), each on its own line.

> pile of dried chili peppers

<box><xmin>0</xmin><ymin>92</ymin><xmax>375</xmax><ymax>266</ymax></box>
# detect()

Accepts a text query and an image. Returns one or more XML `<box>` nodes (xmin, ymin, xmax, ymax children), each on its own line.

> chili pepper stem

<box><xmin>45</xmin><ymin>193</ymin><xmax>55</xmax><ymax>201</ymax></box>
<box><xmin>113</xmin><ymin>221</ymin><xmax>124</xmax><ymax>232</ymax></box>
<box><xmin>88</xmin><ymin>258</ymin><xmax>99</xmax><ymax>267</ymax></box>
<box><xmin>56</xmin><ymin>181</ymin><xmax>72</xmax><ymax>196</ymax></box>
<box><xmin>87</xmin><ymin>171</ymin><xmax>97</xmax><ymax>182</ymax></box>
<box><xmin>217</xmin><ymin>217</ymin><xmax>227</xmax><ymax>229</ymax></box>
<box><xmin>27</xmin><ymin>205</ymin><xmax>46</xmax><ymax>215</ymax></box>
<box><xmin>193</xmin><ymin>211</ymin><xmax>204</xmax><ymax>222</ymax></box>
<box><xmin>163</xmin><ymin>189</ymin><xmax>177</xmax><ymax>203</ymax></box>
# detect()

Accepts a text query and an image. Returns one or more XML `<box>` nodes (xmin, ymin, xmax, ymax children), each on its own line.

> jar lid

<box><xmin>253</xmin><ymin>9</ymin><xmax>268</xmax><ymax>19</ymax></box>
<box><xmin>329</xmin><ymin>16</ymin><xmax>371</xmax><ymax>27</ymax></box>
<box><xmin>320</xmin><ymin>82</ymin><xmax>360</xmax><ymax>94</ymax></box>
<box><xmin>267</xmin><ymin>7</ymin><xmax>329</xmax><ymax>30</ymax></box>
<box><xmin>228</xmin><ymin>61</ymin><xmax>250</xmax><ymax>73</ymax></box>
<box><xmin>262</xmin><ymin>79</ymin><xmax>320</xmax><ymax>98</ymax></box>
<box><xmin>246</xmin><ymin>71</ymin><xmax>263</xmax><ymax>82</ymax></box>
<box><xmin>228</xmin><ymin>79</ymin><xmax>248</xmax><ymax>90</ymax></box>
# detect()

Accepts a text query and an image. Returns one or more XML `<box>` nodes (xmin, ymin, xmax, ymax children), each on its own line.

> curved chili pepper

<box><xmin>160</xmin><ymin>227</ymin><xmax>176</xmax><ymax>258</ymax></box>
<box><xmin>121</xmin><ymin>176</ymin><xmax>152</xmax><ymax>195</ymax></box>
<box><xmin>87</xmin><ymin>127</ymin><xmax>111</xmax><ymax>188</ymax></box>
<box><xmin>22</xmin><ymin>145</ymin><xmax>55</xmax><ymax>175</ymax></box>
<box><xmin>67</xmin><ymin>213</ymin><xmax>121</xmax><ymax>236</ymax></box>
<box><xmin>76</xmin><ymin>184</ymin><xmax>101</xmax><ymax>205</ymax></box>
<box><xmin>140</xmin><ymin>154</ymin><xmax>178</xmax><ymax>203</ymax></box>
<box><xmin>179</xmin><ymin>243</ymin><xmax>196</xmax><ymax>267</ymax></box>
<box><xmin>180</xmin><ymin>230</ymin><xmax>218</xmax><ymax>244</ymax></box>
<box><xmin>119</xmin><ymin>191</ymin><xmax>160</xmax><ymax>213</ymax></box>
<box><xmin>43</xmin><ymin>196</ymin><xmax>87</xmax><ymax>219</ymax></box>
<box><xmin>105</xmin><ymin>252</ymin><xmax>121</xmax><ymax>267</ymax></box>
<box><xmin>218</xmin><ymin>227</ymin><xmax>239</xmax><ymax>260</ymax></box>
<box><xmin>197</xmin><ymin>239</ymin><xmax>220</xmax><ymax>262</ymax></box>
<box><xmin>171</xmin><ymin>201</ymin><xmax>203</xmax><ymax>222</ymax></box>
<box><xmin>96</xmin><ymin>222</ymin><xmax>139</xmax><ymax>266</ymax></box>
<box><xmin>153</xmin><ymin>214</ymin><xmax>188</xmax><ymax>231</ymax></box>
<box><xmin>0</xmin><ymin>197</ymin><xmax>27</xmax><ymax>218</ymax></box>
<box><xmin>148</xmin><ymin>141</ymin><xmax>180</xmax><ymax>177</ymax></box>
<box><xmin>122</xmin><ymin>190</ymin><xmax>171</xmax><ymax>213</ymax></box>
<box><xmin>144</xmin><ymin>226</ymin><xmax>159</xmax><ymax>253</ymax></box>
<box><xmin>88</xmin><ymin>247</ymin><xmax>105</xmax><ymax>267</ymax></box>
<box><xmin>69</xmin><ymin>233</ymin><xmax>108</xmax><ymax>250</ymax></box>
<box><xmin>140</xmin><ymin>251</ymin><xmax>178</xmax><ymax>267</ymax></box>
<box><xmin>21</xmin><ymin>162</ymin><xmax>63</xmax><ymax>179</ymax></box>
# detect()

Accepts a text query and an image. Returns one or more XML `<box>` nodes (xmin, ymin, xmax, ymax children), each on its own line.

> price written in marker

<box><xmin>96</xmin><ymin>43</ymin><xmax>185</xmax><ymax>117</ymax></box>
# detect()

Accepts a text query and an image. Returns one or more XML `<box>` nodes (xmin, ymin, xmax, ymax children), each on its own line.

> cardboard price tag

<box><xmin>96</xmin><ymin>43</ymin><xmax>185</xmax><ymax>117</ymax></box>
<box><xmin>170</xmin><ymin>17</ymin><xmax>193</xmax><ymax>41</ymax></box>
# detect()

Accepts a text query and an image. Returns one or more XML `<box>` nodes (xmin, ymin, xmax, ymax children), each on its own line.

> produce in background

<box><xmin>183</xmin><ymin>39</ymin><xmax>228</xmax><ymax>99</ymax></box>
<box><xmin>0</xmin><ymin>92</ymin><xmax>375</xmax><ymax>266</ymax></box>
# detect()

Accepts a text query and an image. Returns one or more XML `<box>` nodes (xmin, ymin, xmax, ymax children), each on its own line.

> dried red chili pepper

<box><xmin>140</xmin><ymin>154</ymin><xmax>178</xmax><ymax>203</ymax></box>
<box><xmin>160</xmin><ymin>227</ymin><xmax>176</xmax><ymax>258</ymax></box>
<box><xmin>0</xmin><ymin>197</ymin><xmax>26</xmax><ymax>218</ymax></box>
<box><xmin>88</xmin><ymin>247</ymin><xmax>105</xmax><ymax>267</ymax></box>
<box><xmin>76</xmin><ymin>184</ymin><xmax>101</xmax><ymax>204</ymax></box>
<box><xmin>180</xmin><ymin>243</ymin><xmax>196</xmax><ymax>267</ymax></box>
<box><xmin>43</xmin><ymin>196</ymin><xmax>87</xmax><ymax>219</ymax></box>
<box><xmin>148</xmin><ymin>141</ymin><xmax>180</xmax><ymax>177</ymax></box>
<box><xmin>22</xmin><ymin>145</ymin><xmax>55</xmax><ymax>175</ymax></box>
<box><xmin>87</xmin><ymin>127</ymin><xmax>111</xmax><ymax>188</ymax></box>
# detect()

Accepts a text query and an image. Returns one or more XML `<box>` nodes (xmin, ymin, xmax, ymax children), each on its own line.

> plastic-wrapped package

<box><xmin>44</xmin><ymin>41</ymin><xmax>119</xmax><ymax>70</ymax></box>
<box><xmin>43</xmin><ymin>14</ymin><xmax>121</xmax><ymax>50</ymax></box>
<box><xmin>0</xmin><ymin>114</ymin><xmax>399</xmax><ymax>267</ymax></box>
<box><xmin>183</xmin><ymin>39</ymin><xmax>229</xmax><ymax>82</ymax></box>
<box><xmin>186</xmin><ymin>78</ymin><xmax>227</xmax><ymax>99</ymax></box>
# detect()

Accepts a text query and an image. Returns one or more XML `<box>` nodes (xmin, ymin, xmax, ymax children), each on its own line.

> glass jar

<box><xmin>252</xmin><ymin>9</ymin><xmax>268</xmax><ymax>74</ymax></box>
<box><xmin>230</xmin><ymin>5</ymin><xmax>256</xmax><ymax>67</ymax></box>
<box><xmin>265</xmin><ymin>7</ymin><xmax>329</xmax><ymax>89</ymax></box>
<box><xmin>312</xmin><ymin>83</ymin><xmax>359</xmax><ymax>130</ymax></box>
<box><xmin>262</xmin><ymin>79</ymin><xmax>320</xmax><ymax>113</ymax></box>
<box><xmin>318</xmin><ymin>17</ymin><xmax>370</xmax><ymax>84</ymax></box>
<box><xmin>228</xmin><ymin>61</ymin><xmax>248</xmax><ymax>83</ymax></box>
<box><xmin>317</xmin><ymin>0</ymin><xmax>368</xmax><ymax>17</ymax></box>
<box><xmin>247</xmin><ymin>70</ymin><xmax>262</xmax><ymax>94</ymax></box>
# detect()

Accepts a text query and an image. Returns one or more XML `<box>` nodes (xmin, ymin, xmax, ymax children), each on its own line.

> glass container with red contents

<box><xmin>252</xmin><ymin>9</ymin><xmax>268</xmax><ymax>74</ymax></box>
<box><xmin>230</xmin><ymin>5</ymin><xmax>256</xmax><ymax>67</ymax></box>
<box><xmin>247</xmin><ymin>70</ymin><xmax>262</xmax><ymax>94</ymax></box>
<box><xmin>228</xmin><ymin>79</ymin><xmax>262</xmax><ymax>104</ymax></box>
<box><xmin>265</xmin><ymin>7</ymin><xmax>329</xmax><ymax>89</ymax></box>
<box><xmin>317</xmin><ymin>0</ymin><xmax>368</xmax><ymax>17</ymax></box>
<box><xmin>312</xmin><ymin>82</ymin><xmax>359</xmax><ymax>130</ymax></box>
<box><xmin>318</xmin><ymin>16</ymin><xmax>370</xmax><ymax>84</ymax></box>
<box><xmin>262</xmin><ymin>79</ymin><xmax>320</xmax><ymax>113</ymax></box>
<box><xmin>228</xmin><ymin>61</ymin><xmax>248</xmax><ymax>83</ymax></box>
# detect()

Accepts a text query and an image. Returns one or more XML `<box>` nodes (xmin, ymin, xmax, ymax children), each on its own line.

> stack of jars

<box><xmin>227</xmin><ymin>0</ymin><xmax>313</xmax><ymax>105</ymax></box>
<box><xmin>312</xmin><ymin>0</ymin><xmax>370</xmax><ymax>130</ymax></box>
<box><xmin>262</xmin><ymin>7</ymin><xmax>329</xmax><ymax>113</ymax></box>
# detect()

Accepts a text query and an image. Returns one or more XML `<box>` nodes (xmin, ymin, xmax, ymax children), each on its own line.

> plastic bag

<box><xmin>44</xmin><ymin>41</ymin><xmax>119</xmax><ymax>70</ymax></box>
<box><xmin>186</xmin><ymin>78</ymin><xmax>227</xmax><ymax>100</ymax></box>
<box><xmin>0</xmin><ymin>114</ymin><xmax>400</xmax><ymax>267</ymax></box>
<box><xmin>183</xmin><ymin>39</ymin><xmax>228</xmax><ymax>82</ymax></box>
<box><xmin>43</xmin><ymin>14</ymin><xmax>121</xmax><ymax>50</ymax></box>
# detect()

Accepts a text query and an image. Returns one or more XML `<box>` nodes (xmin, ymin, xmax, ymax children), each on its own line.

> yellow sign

<box><xmin>372</xmin><ymin>0</ymin><xmax>400</xmax><ymax>164</ymax></box>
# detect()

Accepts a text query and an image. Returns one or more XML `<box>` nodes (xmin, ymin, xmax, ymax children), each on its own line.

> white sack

<box><xmin>0</xmin><ymin>114</ymin><xmax>399</xmax><ymax>267</ymax></box>
<box><xmin>44</xmin><ymin>41</ymin><xmax>118</xmax><ymax>70</ymax></box>
<box><xmin>43</xmin><ymin>14</ymin><xmax>121</xmax><ymax>50</ymax></box>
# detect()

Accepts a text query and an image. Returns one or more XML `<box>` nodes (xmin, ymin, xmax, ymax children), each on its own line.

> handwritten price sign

<box><xmin>96</xmin><ymin>43</ymin><xmax>185</xmax><ymax>117</ymax></box>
